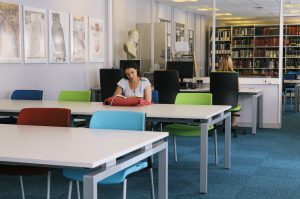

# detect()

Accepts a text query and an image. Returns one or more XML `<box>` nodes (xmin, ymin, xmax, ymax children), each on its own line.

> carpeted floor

<box><xmin>1</xmin><ymin>111</ymin><xmax>300</xmax><ymax>199</ymax></box>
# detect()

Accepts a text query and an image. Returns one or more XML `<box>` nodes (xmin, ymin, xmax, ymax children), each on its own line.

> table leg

<box><xmin>294</xmin><ymin>84</ymin><xmax>299</xmax><ymax>112</ymax></box>
<box><xmin>224</xmin><ymin>114</ymin><xmax>231</xmax><ymax>169</ymax></box>
<box><xmin>200</xmin><ymin>123</ymin><xmax>208</xmax><ymax>194</ymax></box>
<box><xmin>83</xmin><ymin>174</ymin><xmax>97</xmax><ymax>199</ymax></box>
<box><xmin>252</xmin><ymin>95</ymin><xmax>258</xmax><ymax>135</ymax></box>
<box><xmin>158</xmin><ymin>144</ymin><xmax>168</xmax><ymax>199</ymax></box>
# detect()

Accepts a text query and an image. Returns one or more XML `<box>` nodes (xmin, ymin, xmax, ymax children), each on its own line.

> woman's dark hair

<box><xmin>121</xmin><ymin>60</ymin><xmax>141</xmax><ymax>79</ymax></box>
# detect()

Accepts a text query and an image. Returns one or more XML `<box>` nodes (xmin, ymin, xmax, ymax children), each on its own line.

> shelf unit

<box><xmin>209</xmin><ymin>24</ymin><xmax>300</xmax><ymax>77</ymax></box>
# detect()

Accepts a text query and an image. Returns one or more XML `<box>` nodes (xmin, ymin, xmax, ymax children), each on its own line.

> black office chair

<box><xmin>153</xmin><ymin>70</ymin><xmax>180</xmax><ymax>104</ymax></box>
<box><xmin>210</xmin><ymin>72</ymin><xmax>241</xmax><ymax>137</ymax></box>
<box><xmin>99</xmin><ymin>69</ymin><xmax>123</xmax><ymax>101</ymax></box>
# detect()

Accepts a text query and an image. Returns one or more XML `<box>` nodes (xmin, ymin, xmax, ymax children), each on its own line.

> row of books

<box><xmin>232</xmin><ymin>27</ymin><xmax>254</xmax><ymax>36</ymax></box>
<box><xmin>254</xmin><ymin>49</ymin><xmax>279</xmax><ymax>58</ymax></box>
<box><xmin>255</xmin><ymin>38</ymin><xmax>279</xmax><ymax>46</ymax></box>
<box><xmin>286</xmin><ymin>49</ymin><xmax>300</xmax><ymax>58</ymax></box>
<box><xmin>232</xmin><ymin>50</ymin><xmax>253</xmax><ymax>58</ymax></box>
<box><xmin>233</xmin><ymin>59</ymin><xmax>253</xmax><ymax>68</ymax></box>
<box><xmin>285</xmin><ymin>38</ymin><xmax>300</xmax><ymax>46</ymax></box>
<box><xmin>254</xmin><ymin>59</ymin><xmax>278</xmax><ymax>69</ymax></box>
<box><xmin>232</xmin><ymin>38</ymin><xmax>253</xmax><ymax>47</ymax></box>
<box><xmin>286</xmin><ymin>59</ymin><xmax>300</xmax><ymax>68</ymax></box>
<box><xmin>286</xmin><ymin>26</ymin><xmax>300</xmax><ymax>35</ymax></box>
<box><xmin>255</xmin><ymin>27</ymin><xmax>279</xmax><ymax>36</ymax></box>
<box><xmin>215</xmin><ymin>30</ymin><xmax>231</xmax><ymax>41</ymax></box>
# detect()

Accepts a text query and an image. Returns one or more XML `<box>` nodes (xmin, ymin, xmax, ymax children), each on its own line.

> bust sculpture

<box><xmin>123</xmin><ymin>30</ymin><xmax>139</xmax><ymax>59</ymax></box>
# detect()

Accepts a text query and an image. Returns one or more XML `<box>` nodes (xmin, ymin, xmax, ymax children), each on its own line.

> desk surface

<box><xmin>0</xmin><ymin>99</ymin><xmax>231</xmax><ymax>120</ymax></box>
<box><xmin>0</xmin><ymin>124</ymin><xmax>168</xmax><ymax>168</ymax></box>
<box><xmin>181</xmin><ymin>87</ymin><xmax>262</xmax><ymax>94</ymax></box>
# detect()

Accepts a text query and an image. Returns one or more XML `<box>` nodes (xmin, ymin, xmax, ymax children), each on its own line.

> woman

<box><xmin>219</xmin><ymin>55</ymin><xmax>239</xmax><ymax>127</ymax></box>
<box><xmin>114</xmin><ymin>60</ymin><xmax>152</xmax><ymax>103</ymax></box>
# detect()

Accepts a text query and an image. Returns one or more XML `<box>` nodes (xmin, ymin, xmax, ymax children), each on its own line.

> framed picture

<box><xmin>0</xmin><ymin>2</ymin><xmax>21</xmax><ymax>63</ymax></box>
<box><xmin>23</xmin><ymin>6</ymin><xmax>47</xmax><ymax>63</ymax></box>
<box><xmin>48</xmin><ymin>10</ymin><xmax>69</xmax><ymax>63</ymax></box>
<box><xmin>89</xmin><ymin>17</ymin><xmax>104</xmax><ymax>62</ymax></box>
<box><xmin>70</xmin><ymin>14</ymin><xmax>87</xmax><ymax>63</ymax></box>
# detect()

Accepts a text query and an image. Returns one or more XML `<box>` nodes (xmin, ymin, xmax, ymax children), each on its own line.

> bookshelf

<box><xmin>209</xmin><ymin>24</ymin><xmax>300</xmax><ymax>77</ymax></box>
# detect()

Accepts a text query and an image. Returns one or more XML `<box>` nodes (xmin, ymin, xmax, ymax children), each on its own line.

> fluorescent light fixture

<box><xmin>217</xmin><ymin>17</ymin><xmax>244</xmax><ymax>20</ymax></box>
<box><xmin>284</xmin><ymin>4</ymin><xmax>300</xmax><ymax>8</ymax></box>
<box><xmin>172</xmin><ymin>0</ymin><xmax>198</xmax><ymax>2</ymax></box>
<box><xmin>288</xmin><ymin>9</ymin><xmax>300</xmax><ymax>13</ymax></box>
<box><xmin>216</xmin><ymin>13</ymin><xmax>232</xmax><ymax>16</ymax></box>
<box><xmin>197</xmin><ymin>7</ymin><xmax>220</xmax><ymax>11</ymax></box>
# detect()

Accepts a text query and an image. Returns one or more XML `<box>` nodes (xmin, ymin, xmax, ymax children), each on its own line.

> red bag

<box><xmin>103</xmin><ymin>96</ymin><xmax>151</xmax><ymax>107</ymax></box>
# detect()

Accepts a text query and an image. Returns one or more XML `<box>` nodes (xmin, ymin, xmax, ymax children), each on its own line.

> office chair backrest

<box><xmin>58</xmin><ymin>90</ymin><xmax>91</xmax><ymax>102</ymax></box>
<box><xmin>100</xmin><ymin>69</ymin><xmax>123</xmax><ymax>101</ymax></box>
<box><xmin>152</xmin><ymin>90</ymin><xmax>159</xmax><ymax>104</ymax></box>
<box><xmin>89</xmin><ymin>111</ymin><xmax>145</xmax><ymax>131</ymax></box>
<box><xmin>210</xmin><ymin>72</ymin><xmax>239</xmax><ymax>108</ymax></box>
<box><xmin>153</xmin><ymin>70</ymin><xmax>180</xmax><ymax>104</ymax></box>
<box><xmin>175</xmin><ymin>93</ymin><xmax>212</xmax><ymax>105</ymax></box>
<box><xmin>17</xmin><ymin>108</ymin><xmax>71</xmax><ymax>127</ymax></box>
<box><xmin>11</xmin><ymin>90</ymin><xmax>43</xmax><ymax>100</ymax></box>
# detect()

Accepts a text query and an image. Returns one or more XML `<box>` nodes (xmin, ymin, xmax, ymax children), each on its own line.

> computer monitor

<box><xmin>166</xmin><ymin>61</ymin><xmax>194</xmax><ymax>83</ymax></box>
<box><xmin>119</xmin><ymin>60</ymin><xmax>141</xmax><ymax>72</ymax></box>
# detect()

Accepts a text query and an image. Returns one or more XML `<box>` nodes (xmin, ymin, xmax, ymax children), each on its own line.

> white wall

<box><xmin>1</xmin><ymin>0</ymin><xmax>106</xmax><ymax>100</ymax></box>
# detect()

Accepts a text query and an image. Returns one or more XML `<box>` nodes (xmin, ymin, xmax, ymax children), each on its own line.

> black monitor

<box><xmin>119</xmin><ymin>60</ymin><xmax>141</xmax><ymax>72</ymax></box>
<box><xmin>166</xmin><ymin>61</ymin><xmax>194</xmax><ymax>83</ymax></box>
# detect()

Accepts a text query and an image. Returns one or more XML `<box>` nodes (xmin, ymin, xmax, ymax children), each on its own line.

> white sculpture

<box><xmin>123</xmin><ymin>30</ymin><xmax>139</xmax><ymax>59</ymax></box>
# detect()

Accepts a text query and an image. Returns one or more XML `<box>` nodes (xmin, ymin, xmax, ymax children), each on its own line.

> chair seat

<box><xmin>63</xmin><ymin>162</ymin><xmax>147</xmax><ymax>184</ymax></box>
<box><xmin>164</xmin><ymin>123</ymin><xmax>214</xmax><ymax>137</ymax></box>
<box><xmin>229</xmin><ymin>104</ymin><xmax>241</xmax><ymax>112</ymax></box>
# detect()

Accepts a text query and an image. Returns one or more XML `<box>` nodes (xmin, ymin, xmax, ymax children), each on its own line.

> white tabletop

<box><xmin>181</xmin><ymin>87</ymin><xmax>262</xmax><ymax>94</ymax></box>
<box><xmin>0</xmin><ymin>124</ymin><xmax>168</xmax><ymax>168</ymax></box>
<box><xmin>0</xmin><ymin>99</ymin><xmax>231</xmax><ymax>120</ymax></box>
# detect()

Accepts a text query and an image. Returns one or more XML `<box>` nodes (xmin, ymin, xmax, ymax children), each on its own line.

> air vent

<box><xmin>255</xmin><ymin>6</ymin><xmax>264</xmax><ymax>9</ymax></box>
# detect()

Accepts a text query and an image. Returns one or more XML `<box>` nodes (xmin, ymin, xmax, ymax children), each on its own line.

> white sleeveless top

<box><xmin>117</xmin><ymin>77</ymin><xmax>151</xmax><ymax>98</ymax></box>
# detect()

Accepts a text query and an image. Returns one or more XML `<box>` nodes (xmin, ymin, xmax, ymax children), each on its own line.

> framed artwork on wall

<box><xmin>48</xmin><ymin>10</ymin><xmax>69</xmax><ymax>63</ymax></box>
<box><xmin>70</xmin><ymin>14</ymin><xmax>87</xmax><ymax>63</ymax></box>
<box><xmin>0</xmin><ymin>2</ymin><xmax>21</xmax><ymax>63</ymax></box>
<box><xmin>23</xmin><ymin>6</ymin><xmax>47</xmax><ymax>63</ymax></box>
<box><xmin>89</xmin><ymin>17</ymin><xmax>104</xmax><ymax>63</ymax></box>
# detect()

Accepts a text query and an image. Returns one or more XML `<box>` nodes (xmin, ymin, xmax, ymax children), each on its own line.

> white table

<box><xmin>0</xmin><ymin>124</ymin><xmax>168</xmax><ymax>199</ymax></box>
<box><xmin>0</xmin><ymin>100</ymin><xmax>232</xmax><ymax>194</ymax></box>
<box><xmin>180</xmin><ymin>87</ymin><xmax>263</xmax><ymax>134</ymax></box>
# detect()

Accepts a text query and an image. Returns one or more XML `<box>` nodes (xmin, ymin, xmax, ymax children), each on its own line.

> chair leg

<box><xmin>76</xmin><ymin>181</ymin><xmax>81</xmax><ymax>199</ymax></box>
<box><xmin>173</xmin><ymin>136</ymin><xmax>178</xmax><ymax>162</ymax></box>
<box><xmin>214</xmin><ymin>129</ymin><xmax>218</xmax><ymax>165</ymax></box>
<box><xmin>67</xmin><ymin>180</ymin><xmax>73</xmax><ymax>199</ymax></box>
<box><xmin>122</xmin><ymin>179</ymin><xmax>127</xmax><ymax>199</ymax></box>
<box><xmin>19</xmin><ymin>175</ymin><xmax>25</xmax><ymax>199</ymax></box>
<box><xmin>283</xmin><ymin>93</ymin><xmax>286</xmax><ymax>114</ymax></box>
<box><xmin>290</xmin><ymin>92</ymin><xmax>293</xmax><ymax>110</ymax></box>
<box><xmin>46</xmin><ymin>171</ymin><xmax>51</xmax><ymax>199</ymax></box>
<box><xmin>149</xmin><ymin>168</ymin><xmax>155</xmax><ymax>199</ymax></box>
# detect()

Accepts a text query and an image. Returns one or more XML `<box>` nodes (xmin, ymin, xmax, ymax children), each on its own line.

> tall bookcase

<box><xmin>209</xmin><ymin>24</ymin><xmax>300</xmax><ymax>77</ymax></box>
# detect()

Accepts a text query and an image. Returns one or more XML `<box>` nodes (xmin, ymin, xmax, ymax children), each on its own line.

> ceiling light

<box><xmin>172</xmin><ymin>0</ymin><xmax>198</xmax><ymax>2</ymax></box>
<box><xmin>197</xmin><ymin>7</ymin><xmax>220</xmax><ymax>11</ymax></box>
<box><xmin>217</xmin><ymin>17</ymin><xmax>244</xmax><ymax>20</ymax></box>
<box><xmin>288</xmin><ymin>10</ymin><xmax>300</xmax><ymax>13</ymax></box>
<box><xmin>216</xmin><ymin>13</ymin><xmax>232</xmax><ymax>16</ymax></box>
<box><xmin>284</xmin><ymin>4</ymin><xmax>300</xmax><ymax>8</ymax></box>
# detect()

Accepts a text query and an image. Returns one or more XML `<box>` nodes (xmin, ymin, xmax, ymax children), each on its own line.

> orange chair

<box><xmin>0</xmin><ymin>108</ymin><xmax>71</xmax><ymax>199</ymax></box>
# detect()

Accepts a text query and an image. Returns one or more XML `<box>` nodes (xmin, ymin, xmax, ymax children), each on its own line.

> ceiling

<box><xmin>157</xmin><ymin>0</ymin><xmax>300</xmax><ymax>25</ymax></box>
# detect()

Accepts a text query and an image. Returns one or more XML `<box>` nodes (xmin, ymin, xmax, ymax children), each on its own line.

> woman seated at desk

<box><xmin>114</xmin><ymin>60</ymin><xmax>152</xmax><ymax>103</ymax></box>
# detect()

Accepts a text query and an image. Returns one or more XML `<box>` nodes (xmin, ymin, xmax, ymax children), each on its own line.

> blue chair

<box><xmin>152</xmin><ymin>90</ymin><xmax>159</xmax><ymax>104</ymax></box>
<box><xmin>283</xmin><ymin>74</ymin><xmax>297</xmax><ymax>112</ymax></box>
<box><xmin>0</xmin><ymin>90</ymin><xmax>43</xmax><ymax>124</ymax></box>
<box><xmin>11</xmin><ymin>90</ymin><xmax>43</xmax><ymax>100</ymax></box>
<box><xmin>63</xmin><ymin>111</ymin><xmax>155</xmax><ymax>199</ymax></box>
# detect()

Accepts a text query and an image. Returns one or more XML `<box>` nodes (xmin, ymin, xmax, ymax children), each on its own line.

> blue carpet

<box><xmin>1</xmin><ymin>112</ymin><xmax>300</xmax><ymax>198</ymax></box>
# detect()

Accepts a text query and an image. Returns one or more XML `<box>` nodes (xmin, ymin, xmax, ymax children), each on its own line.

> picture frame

<box><xmin>48</xmin><ymin>10</ymin><xmax>69</xmax><ymax>63</ymax></box>
<box><xmin>0</xmin><ymin>2</ymin><xmax>22</xmax><ymax>63</ymax></box>
<box><xmin>89</xmin><ymin>17</ymin><xmax>104</xmax><ymax>63</ymax></box>
<box><xmin>23</xmin><ymin>6</ymin><xmax>47</xmax><ymax>63</ymax></box>
<box><xmin>70</xmin><ymin>14</ymin><xmax>88</xmax><ymax>63</ymax></box>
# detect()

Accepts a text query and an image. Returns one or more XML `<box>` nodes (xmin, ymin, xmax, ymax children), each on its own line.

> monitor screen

<box><xmin>119</xmin><ymin>60</ymin><xmax>141</xmax><ymax>72</ymax></box>
<box><xmin>166</xmin><ymin>61</ymin><xmax>194</xmax><ymax>82</ymax></box>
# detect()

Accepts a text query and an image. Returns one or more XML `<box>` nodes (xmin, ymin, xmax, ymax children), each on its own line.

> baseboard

<box><xmin>238</xmin><ymin>122</ymin><xmax>280</xmax><ymax>129</ymax></box>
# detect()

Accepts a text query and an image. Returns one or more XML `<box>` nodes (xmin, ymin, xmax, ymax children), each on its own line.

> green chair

<box><xmin>163</xmin><ymin>93</ymin><xmax>218</xmax><ymax>164</ymax></box>
<box><xmin>58</xmin><ymin>90</ymin><xmax>91</xmax><ymax>102</ymax></box>
<box><xmin>58</xmin><ymin>90</ymin><xmax>91</xmax><ymax>127</ymax></box>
